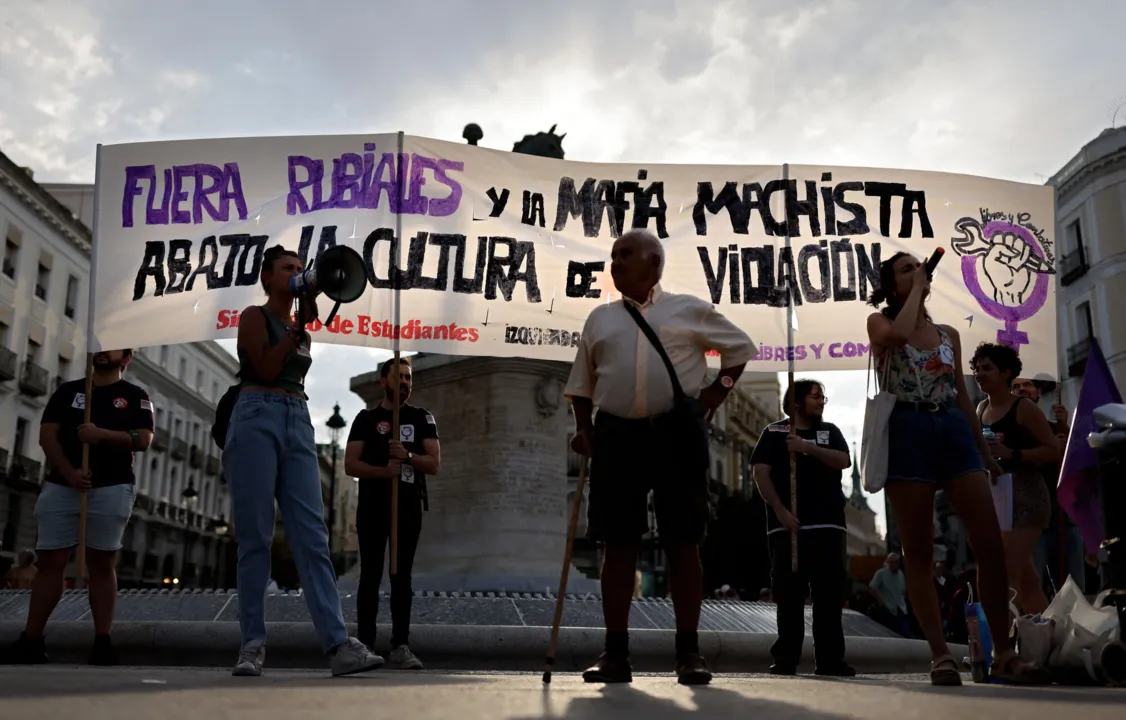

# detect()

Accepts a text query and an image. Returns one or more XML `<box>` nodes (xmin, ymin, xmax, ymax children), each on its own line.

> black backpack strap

<box><xmin>622</xmin><ymin>301</ymin><xmax>685</xmax><ymax>401</ymax></box>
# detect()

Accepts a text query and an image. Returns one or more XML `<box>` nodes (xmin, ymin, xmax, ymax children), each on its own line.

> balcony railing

<box><xmin>171</xmin><ymin>438</ymin><xmax>188</xmax><ymax>460</ymax></box>
<box><xmin>0</xmin><ymin>347</ymin><xmax>17</xmax><ymax>382</ymax></box>
<box><xmin>1060</xmin><ymin>249</ymin><xmax>1089</xmax><ymax>286</ymax></box>
<box><xmin>9</xmin><ymin>454</ymin><xmax>42</xmax><ymax>492</ymax></box>
<box><xmin>151</xmin><ymin>433</ymin><xmax>168</xmax><ymax>452</ymax></box>
<box><xmin>1067</xmin><ymin>337</ymin><xmax>1093</xmax><ymax>378</ymax></box>
<box><xmin>19</xmin><ymin>360</ymin><xmax>49</xmax><ymax>397</ymax></box>
<box><xmin>206</xmin><ymin>455</ymin><xmax>220</xmax><ymax>476</ymax></box>
<box><xmin>189</xmin><ymin>445</ymin><xmax>203</xmax><ymax>469</ymax></box>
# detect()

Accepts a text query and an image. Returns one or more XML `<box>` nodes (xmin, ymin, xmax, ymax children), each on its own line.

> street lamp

<box><xmin>180</xmin><ymin>483</ymin><xmax>199</xmax><ymax>587</ymax></box>
<box><xmin>326</xmin><ymin>403</ymin><xmax>347</xmax><ymax>560</ymax></box>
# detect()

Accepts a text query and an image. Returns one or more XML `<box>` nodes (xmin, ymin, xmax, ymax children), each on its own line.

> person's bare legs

<box><xmin>944</xmin><ymin>471</ymin><xmax>1014</xmax><ymax>655</ymax></box>
<box><xmin>601</xmin><ymin>542</ymin><xmax>641</xmax><ymax>633</ymax></box>
<box><xmin>86</xmin><ymin>549</ymin><xmax>119</xmax><ymax>636</ymax></box>
<box><xmin>1003</xmin><ymin>528</ymin><xmax>1049</xmax><ymax>616</ymax></box>
<box><xmin>664</xmin><ymin>544</ymin><xmax>703</xmax><ymax>634</ymax></box>
<box><xmin>23</xmin><ymin>548</ymin><xmax>71</xmax><ymax>636</ymax></box>
<box><xmin>886</xmin><ymin>481</ymin><xmax>949</xmax><ymax>659</ymax></box>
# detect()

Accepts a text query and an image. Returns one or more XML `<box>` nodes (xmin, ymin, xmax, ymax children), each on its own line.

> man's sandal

<box><xmin>991</xmin><ymin>650</ymin><xmax>1052</xmax><ymax>685</ymax></box>
<box><xmin>930</xmin><ymin>655</ymin><xmax>963</xmax><ymax>686</ymax></box>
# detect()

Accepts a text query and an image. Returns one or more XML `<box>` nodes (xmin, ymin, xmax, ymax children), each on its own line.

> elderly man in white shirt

<box><xmin>565</xmin><ymin>229</ymin><xmax>758</xmax><ymax>686</ymax></box>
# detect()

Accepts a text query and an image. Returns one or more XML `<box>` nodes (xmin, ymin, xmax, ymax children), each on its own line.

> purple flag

<box><xmin>1058</xmin><ymin>337</ymin><xmax>1122</xmax><ymax>554</ymax></box>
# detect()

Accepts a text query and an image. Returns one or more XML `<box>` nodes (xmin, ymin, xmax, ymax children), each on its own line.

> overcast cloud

<box><xmin>4</xmin><ymin>0</ymin><xmax>1125</xmax><ymax>532</ymax></box>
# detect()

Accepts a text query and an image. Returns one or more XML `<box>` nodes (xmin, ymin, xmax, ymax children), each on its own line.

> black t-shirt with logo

<box><xmin>347</xmin><ymin>403</ymin><xmax>438</xmax><ymax>509</ymax></box>
<box><xmin>41</xmin><ymin>379</ymin><xmax>155</xmax><ymax>489</ymax></box>
<box><xmin>750</xmin><ymin>418</ymin><xmax>850</xmax><ymax>534</ymax></box>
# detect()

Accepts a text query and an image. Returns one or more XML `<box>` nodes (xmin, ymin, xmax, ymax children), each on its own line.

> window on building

<box><xmin>2</xmin><ymin>231</ymin><xmax>19</xmax><ymax>279</ymax></box>
<box><xmin>1076</xmin><ymin>301</ymin><xmax>1094</xmax><ymax>341</ymax></box>
<box><xmin>14</xmin><ymin>417</ymin><xmax>29</xmax><ymax>456</ymax></box>
<box><xmin>1065</xmin><ymin>219</ymin><xmax>1085</xmax><ymax>257</ymax></box>
<box><xmin>211</xmin><ymin>381</ymin><xmax>219</xmax><ymax>400</ymax></box>
<box><xmin>174</xmin><ymin>417</ymin><xmax>183</xmax><ymax>439</ymax></box>
<box><xmin>179</xmin><ymin>357</ymin><xmax>187</xmax><ymax>381</ymax></box>
<box><xmin>160</xmin><ymin>345</ymin><xmax>170</xmax><ymax>367</ymax></box>
<box><xmin>196</xmin><ymin>369</ymin><xmax>204</xmax><ymax>391</ymax></box>
<box><xmin>26</xmin><ymin>339</ymin><xmax>41</xmax><ymax>365</ymax></box>
<box><xmin>35</xmin><ymin>262</ymin><xmax>50</xmax><ymax>301</ymax></box>
<box><xmin>65</xmin><ymin>275</ymin><xmax>79</xmax><ymax>319</ymax></box>
<box><xmin>57</xmin><ymin>355</ymin><xmax>70</xmax><ymax>389</ymax></box>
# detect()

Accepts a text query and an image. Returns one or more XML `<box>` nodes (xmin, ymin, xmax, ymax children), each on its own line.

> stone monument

<box><xmin>347</xmin><ymin>354</ymin><xmax>599</xmax><ymax>594</ymax></box>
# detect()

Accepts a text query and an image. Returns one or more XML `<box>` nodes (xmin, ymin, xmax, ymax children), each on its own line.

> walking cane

<box><xmin>542</xmin><ymin>456</ymin><xmax>588</xmax><ymax>684</ymax></box>
<box><xmin>76</xmin><ymin>353</ymin><xmax>94</xmax><ymax>588</ymax></box>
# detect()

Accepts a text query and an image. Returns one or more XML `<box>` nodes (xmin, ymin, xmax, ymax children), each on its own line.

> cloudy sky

<box><xmin>3</xmin><ymin>0</ymin><xmax>1125</xmax><ymax>533</ymax></box>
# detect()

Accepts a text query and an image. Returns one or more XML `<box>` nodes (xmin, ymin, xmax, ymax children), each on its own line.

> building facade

<box><xmin>0</xmin><ymin>158</ymin><xmax>237</xmax><ymax>587</ymax></box>
<box><xmin>1048</xmin><ymin>126</ymin><xmax>1126</xmax><ymax>405</ymax></box>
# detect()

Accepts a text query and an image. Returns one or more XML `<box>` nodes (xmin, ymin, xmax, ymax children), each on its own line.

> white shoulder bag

<box><xmin>860</xmin><ymin>346</ymin><xmax>897</xmax><ymax>493</ymax></box>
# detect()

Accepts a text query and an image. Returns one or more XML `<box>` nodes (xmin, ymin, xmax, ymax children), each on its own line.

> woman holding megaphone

<box><xmin>866</xmin><ymin>250</ymin><xmax>1049</xmax><ymax>686</ymax></box>
<box><xmin>222</xmin><ymin>244</ymin><xmax>383</xmax><ymax>678</ymax></box>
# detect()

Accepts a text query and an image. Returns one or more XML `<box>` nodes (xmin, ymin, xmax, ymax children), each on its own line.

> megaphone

<box><xmin>289</xmin><ymin>245</ymin><xmax>367</xmax><ymax>326</ymax></box>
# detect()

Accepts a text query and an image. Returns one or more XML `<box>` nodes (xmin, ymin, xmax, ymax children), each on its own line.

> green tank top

<box><xmin>236</xmin><ymin>306</ymin><xmax>312</xmax><ymax>396</ymax></box>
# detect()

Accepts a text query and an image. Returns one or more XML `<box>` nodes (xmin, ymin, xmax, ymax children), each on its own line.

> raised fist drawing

<box><xmin>951</xmin><ymin>217</ymin><xmax>1049</xmax><ymax>307</ymax></box>
<box><xmin>983</xmin><ymin>232</ymin><xmax>1033</xmax><ymax>305</ymax></box>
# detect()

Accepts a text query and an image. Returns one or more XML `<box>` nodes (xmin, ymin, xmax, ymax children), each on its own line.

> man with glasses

<box><xmin>751</xmin><ymin>379</ymin><xmax>854</xmax><ymax>676</ymax></box>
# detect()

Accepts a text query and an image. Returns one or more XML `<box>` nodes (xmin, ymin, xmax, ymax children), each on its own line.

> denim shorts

<box><xmin>887</xmin><ymin>403</ymin><xmax>986</xmax><ymax>485</ymax></box>
<box><xmin>34</xmin><ymin>482</ymin><xmax>136</xmax><ymax>552</ymax></box>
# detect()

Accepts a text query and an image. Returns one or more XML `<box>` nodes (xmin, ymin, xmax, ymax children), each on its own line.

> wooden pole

<box><xmin>390</xmin><ymin>130</ymin><xmax>405</xmax><ymax>577</ymax></box>
<box><xmin>76</xmin><ymin>353</ymin><xmax>94</xmax><ymax>587</ymax></box>
<box><xmin>542</xmin><ymin>457</ymin><xmax>588</xmax><ymax>684</ymax></box>
<box><xmin>77</xmin><ymin>144</ymin><xmax>103</xmax><ymax>590</ymax></box>
<box><xmin>783</xmin><ymin>162</ymin><xmax>798</xmax><ymax>574</ymax></box>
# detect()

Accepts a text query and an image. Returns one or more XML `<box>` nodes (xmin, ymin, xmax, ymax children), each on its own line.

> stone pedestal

<box><xmin>346</xmin><ymin>354</ymin><xmax>599</xmax><ymax>595</ymax></box>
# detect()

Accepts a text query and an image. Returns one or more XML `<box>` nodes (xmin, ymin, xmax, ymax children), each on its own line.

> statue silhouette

<box><xmin>512</xmin><ymin>124</ymin><xmax>566</xmax><ymax>159</ymax></box>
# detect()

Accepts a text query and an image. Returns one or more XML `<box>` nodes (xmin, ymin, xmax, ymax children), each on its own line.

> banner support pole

<box><xmin>784</xmin><ymin>162</ymin><xmax>798</xmax><ymax>574</ymax></box>
<box><xmin>77</xmin><ymin>144</ymin><xmax>104</xmax><ymax>588</ymax></box>
<box><xmin>390</xmin><ymin>131</ymin><xmax>405</xmax><ymax>577</ymax></box>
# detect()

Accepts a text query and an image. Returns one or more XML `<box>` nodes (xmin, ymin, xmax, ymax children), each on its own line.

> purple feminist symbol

<box><xmin>953</xmin><ymin>217</ymin><xmax>1051</xmax><ymax>352</ymax></box>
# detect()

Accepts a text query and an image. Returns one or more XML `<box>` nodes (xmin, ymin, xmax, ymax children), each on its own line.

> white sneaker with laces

<box><xmin>232</xmin><ymin>640</ymin><xmax>265</xmax><ymax>676</ymax></box>
<box><xmin>330</xmin><ymin>637</ymin><xmax>385</xmax><ymax>676</ymax></box>
<box><xmin>388</xmin><ymin>645</ymin><xmax>423</xmax><ymax>670</ymax></box>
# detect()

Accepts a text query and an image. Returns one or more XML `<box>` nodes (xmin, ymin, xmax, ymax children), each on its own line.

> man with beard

<box><xmin>751</xmin><ymin>379</ymin><xmax>855</xmax><ymax>676</ymax></box>
<box><xmin>565</xmin><ymin>229</ymin><xmax>758</xmax><ymax>685</ymax></box>
<box><xmin>1011</xmin><ymin>374</ymin><xmax>1086</xmax><ymax>594</ymax></box>
<box><xmin>2</xmin><ymin>349</ymin><xmax>154</xmax><ymax>666</ymax></box>
<box><xmin>344</xmin><ymin>356</ymin><xmax>440</xmax><ymax>670</ymax></box>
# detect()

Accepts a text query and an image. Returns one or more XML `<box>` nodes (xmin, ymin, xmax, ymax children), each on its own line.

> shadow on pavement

<box><xmin>0</xmin><ymin>666</ymin><xmax>486</xmax><ymax>699</ymax></box>
<box><xmin>520</xmin><ymin>683</ymin><xmax>852</xmax><ymax>720</ymax></box>
<box><xmin>856</xmin><ymin>676</ymin><xmax>1126</xmax><ymax>705</ymax></box>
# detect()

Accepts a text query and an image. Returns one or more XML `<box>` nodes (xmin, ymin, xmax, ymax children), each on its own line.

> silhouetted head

<box><xmin>610</xmin><ymin>230</ymin><xmax>663</xmax><ymax>301</ymax></box>
<box><xmin>783</xmin><ymin>379</ymin><xmax>827</xmax><ymax>422</ymax></box>
<box><xmin>261</xmin><ymin>245</ymin><xmax>302</xmax><ymax>298</ymax></box>
<box><xmin>379</xmin><ymin>356</ymin><xmax>413</xmax><ymax>406</ymax></box>
<box><xmin>92</xmin><ymin>349</ymin><xmax>132</xmax><ymax>372</ymax></box>
<box><xmin>868</xmin><ymin>252</ymin><xmax>929</xmax><ymax>319</ymax></box>
<box><xmin>971</xmin><ymin>342</ymin><xmax>1022</xmax><ymax>394</ymax></box>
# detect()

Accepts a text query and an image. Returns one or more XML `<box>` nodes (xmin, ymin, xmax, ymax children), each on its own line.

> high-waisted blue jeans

<box><xmin>222</xmin><ymin>390</ymin><xmax>348</xmax><ymax>653</ymax></box>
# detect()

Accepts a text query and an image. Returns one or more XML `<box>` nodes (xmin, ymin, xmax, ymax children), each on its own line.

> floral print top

<box><xmin>875</xmin><ymin>324</ymin><xmax>958</xmax><ymax>404</ymax></box>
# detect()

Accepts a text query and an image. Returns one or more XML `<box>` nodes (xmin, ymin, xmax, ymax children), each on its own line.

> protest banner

<box><xmin>90</xmin><ymin>133</ymin><xmax>1058</xmax><ymax>373</ymax></box>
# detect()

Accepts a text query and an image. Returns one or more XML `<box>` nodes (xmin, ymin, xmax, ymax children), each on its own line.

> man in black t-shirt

<box><xmin>2</xmin><ymin>349</ymin><xmax>154</xmax><ymax>667</ymax></box>
<box><xmin>344</xmin><ymin>356</ymin><xmax>440</xmax><ymax>670</ymax></box>
<box><xmin>750</xmin><ymin>378</ymin><xmax>853</xmax><ymax>677</ymax></box>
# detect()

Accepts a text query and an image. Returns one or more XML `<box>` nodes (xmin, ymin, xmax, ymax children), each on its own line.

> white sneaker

<box><xmin>330</xmin><ymin>637</ymin><xmax>385</xmax><ymax>676</ymax></box>
<box><xmin>388</xmin><ymin>645</ymin><xmax>424</xmax><ymax>670</ymax></box>
<box><xmin>232</xmin><ymin>640</ymin><xmax>265</xmax><ymax>676</ymax></box>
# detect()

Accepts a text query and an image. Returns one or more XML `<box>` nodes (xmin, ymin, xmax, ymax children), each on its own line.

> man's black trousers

<box><xmin>769</xmin><ymin>528</ymin><xmax>847</xmax><ymax>668</ymax></box>
<box><xmin>356</xmin><ymin>492</ymin><xmax>423</xmax><ymax>649</ymax></box>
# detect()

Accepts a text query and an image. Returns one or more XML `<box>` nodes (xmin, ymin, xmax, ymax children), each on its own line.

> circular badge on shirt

<box><xmin>113</xmin><ymin>398</ymin><xmax>128</xmax><ymax>409</ymax></box>
<box><xmin>376</xmin><ymin>421</ymin><xmax>390</xmax><ymax>435</ymax></box>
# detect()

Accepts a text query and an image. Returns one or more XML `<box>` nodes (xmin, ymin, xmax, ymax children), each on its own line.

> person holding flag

<box><xmin>1</xmin><ymin>349</ymin><xmax>152</xmax><ymax>667</ymax></box>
